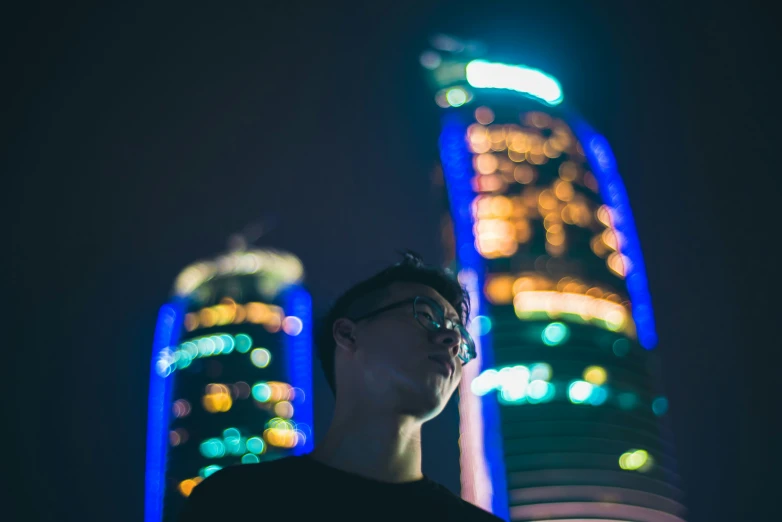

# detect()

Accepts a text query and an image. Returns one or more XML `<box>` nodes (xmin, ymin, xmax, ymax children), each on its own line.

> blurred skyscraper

<box><xmin>144</xmin><ymin>246</ymin><xmax>313</xmax><ymax>522</ymax></box>
<box><xmin>421</xmin><ymin>34</ymin><xmax>686</xmax><ymax>522</ymax></box>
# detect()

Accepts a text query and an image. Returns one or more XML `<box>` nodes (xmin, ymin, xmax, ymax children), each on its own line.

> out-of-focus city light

<box><xmin>619</xmin><ymin>449</ymin><xmax>653</xmax><ymax>472</ymax></box>
<box><xmin>652</xmin><ymin>396</ymin><xmax>669</xmax><ymax>416</ymax></box>
<box><xmin>172</xmin><ymin>399</ymin><xmax>191</xmax><ymax>418</ymax></box>
<box><xmin>234</xmin><ymin>334</ymin><xmax>253</xmax><ymax>353</ymax></box>
<box><xmin>470</xmin><ymin>315</ymin><xmax>492</xmax><ymax>335</ymax></box>
<box><xmin>567</xmin><ymin>380</ymin><xmax>593</xmax><ymax>404</ymax></box>
<box><xmin>419</xmin><ymin>50</ymin><xmax>442</xmax><ymax>70</ymax></box>
<box><xmin>250</xmin><ymin>348</ymin><xmax>271</xmax><ymax>368</ymax></box>
<box><xmin>203</xmin><ymin>384</ymin><xmax>232</xmax><ymax>413</ymax></box>
<box><xmin>446</xmin><ymin>87</ymin><xmax>469</xmax><ymax>107</ymax></box>
<box><xmin>252</xmin><ymin>382</ymin><xmax>272</xmax><ymax>402</ymax></box>
<box><xmin>199</xmin><ymin>438</ymin><xmax>225</xmax><ymax>459</ymax></box>
<box><xmin>246</xmin><ymin>436</ymin><xmax>265</xmax><ymax>455</ymax></box>
<box><xmin>201</xmin><ymin>465</ymin><xmax>222</xmax><ymax>478</ymax></box>
<box><xmin>465</xmin><ymin>60</ymin><xmax>563</xmax><ymax>106</ymax></box>
<box><xmin>612</xmin><ymin>338</ymin><xmax>631</xmax><ymax>357</ymax></box>
<box><xmin>281</xmin><ymin>316</ymin><xmax>303</xmax><ymax>336</ymax></box>
<box><xmin>173</xmin><ymin>249</ymin><xmax>304</xmax><ymax>298</ymax></box>
<box><xmin>617</xmin><ymin>392</ymin><xmax>639</xmax><ymax>410</ymax></box>
<box><xmin>177</xmin><ymin>477</ymin><xmax>202</xmax><ymax>497</ymax></box>
<box><xmin>471</xmin><ymin>363</ymin><xmax>555</xmax><ymax>406</ymax></box>
<box><xmin>583</xmin><ymin>366</ymin><xmax>607</xmax><ymax>386</ymax></box>
<box><xmin>542</xmin><ymin>322</ymin><xmax>569</xmax><ymax>346</ymax></box>
<box><xmin>241</xmin><ymin>453</ymin><xmax>260</xmax><ymax>464</ymax></box>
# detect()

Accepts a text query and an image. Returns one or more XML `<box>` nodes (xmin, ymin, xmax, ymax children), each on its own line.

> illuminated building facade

<box><xmin>422</xmin><ymin>35</ymin><xmax>686</xmax><ymax>522</ymax></box>
<box><xmin>144</xmin><ymin>248</ymin><xmax>313</xmax><ymax>522</ymax></box>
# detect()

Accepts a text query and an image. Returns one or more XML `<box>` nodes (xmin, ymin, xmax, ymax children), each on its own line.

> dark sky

<box><xmin>7</xmin><ymin>2</ymin><xmax>778</xmax><ymax>521</ymax></box>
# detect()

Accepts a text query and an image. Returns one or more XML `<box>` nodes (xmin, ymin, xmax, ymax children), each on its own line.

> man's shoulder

<box><xmin>425</xmin><ymin>480</ymin><xmax>504</xmax><ymax>521</ymax></box>
<box><xmin>453</xmin><ymin>499</ymin><xmax>504</xmax><ymax>521</ymax></box>
<box><xmin>194</xmin><ymin>456</ymin><xmax>303</xmax><ymax>494</ymax></box>
<box><xmin>179</xmin><ymin>457</ymin><xmax>306</xmax><ymax>521</ymax></box>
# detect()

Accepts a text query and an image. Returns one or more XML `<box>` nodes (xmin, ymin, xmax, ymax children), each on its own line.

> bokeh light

<box><xmin>250</xmin><ymin>348</ymin><xmax>271</xmax><ymax>368</ymax></box>
<box><xmin>652</xmin><ymin>396</ymin><xmax>669</xmax><ymax>416</ymax></box>
<box><xmin>281</xmin><ymin>316</ymin><xmax>303</xmax><ymax>336</ymax></box>
<box><xmin>619</xmin><ymin>449</ymin><xmax>653</xmax><ymax>472</ymax></box>
<box><xmin>241</xmin><ymin>453</ymin><xmax>260</xmax><ymax>464</ymax></box>
<box><xmin>612</xmin><ymin>338</ymin><xmax>631</xmax><ymax>357</ymax></box>
<box><xmin>246</xmin><ymin>436</ymin><xmax>265</xmax><ymax>455</ymax></box>
<box><xmin>252</xmin><ymin>382</ymin><xmax>272</xmax><ymax>402</ymax></box>
<box><xmin>583</xmin><ymin>366</ymin><xmax>607</xmax><ymax>386</ymax></box>
<box><xmin>234</xmin><ymin>334</ymin><xmax>253</xmax><ymax>354</ymax></box>
<box><xmin>568</xmin><ymin>380</ymin><xmax>593</xmax><ymax>404</ymax></box>
<box><xmin>470</xmin><ymin>315</ymin><xmax>492</xmax><ymax>335</ymax></box>
<box><xmin>542</xmin><ymin>322</ymin><xmax>569</xmax><ymax>346</ymax></box>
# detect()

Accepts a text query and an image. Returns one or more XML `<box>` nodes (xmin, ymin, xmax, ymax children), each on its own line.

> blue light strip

<box><xmin>283</xmin><ymin>285</ymin><xmax>314</xmax><ymax>455</ymax></box>
<box><xmin>144</xmin><ymin>300</ymin><xmax>185</xmax><ymax>522</ymax></box>
<box><xmin>567</xmin><ymin>114</ymin><xmax>659</xmax><ymax>349</ymax></box>
<box><xmin>439</xmin><ymin>113</ymin><xmax>509</xmax><ymax>520</ymax></box>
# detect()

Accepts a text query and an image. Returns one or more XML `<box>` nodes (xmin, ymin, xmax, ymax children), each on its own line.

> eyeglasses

<box><xmin>351</xmin><ymin>295</ymin><xmax>476</xmax><ymax>365</ymax></box>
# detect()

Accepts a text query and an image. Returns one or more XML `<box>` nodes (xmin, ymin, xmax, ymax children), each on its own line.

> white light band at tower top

<box><xmin>465</xmin><ymin>59</ymin><xmax>564</xmax><ymax>106</ymax></box>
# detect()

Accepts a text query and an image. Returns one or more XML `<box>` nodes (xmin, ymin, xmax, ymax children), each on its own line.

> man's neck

<box><xmin>309</xmin><ymin>403</ymin><xmax>424</xmax><ymax>483</ymax></box>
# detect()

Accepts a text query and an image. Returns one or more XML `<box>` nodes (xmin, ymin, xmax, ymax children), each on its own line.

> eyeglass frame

<box><xmin>349</xmin><ymin>295</ymin><xmax>476</xmax><ymax>365</ymax></box>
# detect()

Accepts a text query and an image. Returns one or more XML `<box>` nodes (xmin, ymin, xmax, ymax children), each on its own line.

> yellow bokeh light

<box><xmin>489</xmin><ymin>196</ymin><xmax>513</xmax><ymax>217</ymax></box>
<box><xmin>513</xmin><ymin>164</ymin><xmax>535</xmax><ymax>184</ymax></box>
<box><xmin>178</xmin><ymin>479</ymin><xmax>199</xmax><ymax>497</ymax></box>
<box><xmin>484</xmin><ymin>276</ymin><xmax>515</xmax><ymax>304</ymax></box>
<box><xmin>542</xmin><ymin>140</ymin><xmax>562</xmax><ymax>158</ymax></box>
<box><xmin>538</xmin><ymin>190</ymin><xmax>557</xmax><ymax>211</ymax></box>
<box><xmin>602</xmin><ymin>229</ymin><xmax>618</xmax><ymax>251</ymax></box>
<box><xmin>558</xmin><ymin>161</ymin><xmax>579</xmax><ymax>182</ymax></box>
<box><xmin>607</xmin><ymin>252</ymin><xmax>626</xmax><ymax>278</ymax></box>
<box><xmin>245</xmin><ymin>302</ymin><xmax>269</xmax><ymax>324</ymax></box>
<box><xmin>546</xmin><ymin>231</ymin><xmax>565</xmax><ymax>246</ymax></box>
<box><xmin>199</xmin><ymin>308</ymin><xmax>217</xmax><ymax>328</ymax></box>
<box><xmin>553</xmin><ymin>180</ymin><xmax>575</xmax><ymax>201</ymax></box>
<box><xmin>543</xmin><ymin>215</ymin><xmax>561</xmax><ymax>231</ymax></box>
<box><xmin>515</xmin><ymin>220</ymin><xmax>531</xmax><ymax>243</ymax></box>
<box><xmin>203</xmin><ymin>384</ymin><xmax>233</xmax><ymax>413</ymax></box>
<box><xmin>475</xmin><ymin>153</ymin><xmax>499</xmax><ymax>174</ymax></box>
<box><xmin>591</xmin><ymin>235</ymin><xmax>609</xmax><ymax>257</ymax></box>
<box><xmin>507</xmin><ymin>149</ymin><xmax>526</xmax><ymax>162</ymax></box>
<box><xmin>583</xmin><ymin>366</ymin><xmax>607</xmax><ymax>386</ymax></box>
<box><xmin>596</xmin><ymin>205</ymin><xmax>613</xmax><ymax>227</ymax></box>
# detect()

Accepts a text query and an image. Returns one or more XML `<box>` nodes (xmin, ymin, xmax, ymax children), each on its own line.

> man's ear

<box><xmin>332</xmin><ymin>318</ymin><xmax>358</xmax><ymax>353</ymax></box>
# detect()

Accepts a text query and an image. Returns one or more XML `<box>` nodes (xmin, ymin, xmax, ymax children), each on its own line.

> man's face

<box><xmin>345</xmin><ymin>282</ymin><xmax>465</xmax><ymax>420</ymax></box>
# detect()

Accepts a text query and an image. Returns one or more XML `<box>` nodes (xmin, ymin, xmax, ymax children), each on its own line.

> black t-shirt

<box><xmin>178</xmin><ymin>455</ymin><xmax>503</xmax><ymax>522</ymax></box>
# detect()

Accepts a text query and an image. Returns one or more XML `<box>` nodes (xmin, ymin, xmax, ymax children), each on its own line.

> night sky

<box><xmin>8</xmin><ymin>2</ymin><xmax>778</xmax><ymax>521</ymax></box>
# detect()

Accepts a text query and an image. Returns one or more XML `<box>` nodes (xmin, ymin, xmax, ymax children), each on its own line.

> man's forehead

<box><xmin>386</xmin><ymin>282</ymin><xmax>459</xmax><ymax>317</ymax></box>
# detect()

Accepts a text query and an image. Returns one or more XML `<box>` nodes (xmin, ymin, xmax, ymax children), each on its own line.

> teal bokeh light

<box><xmin>652</xmin><ymin>396</ymin><xmax>669</xmax><ymax>416</ymax></box>
<box><xmin>246</xmin><ymin>436</ymin><xmax>265</xmax><ymax>455</ymax></box>
<box><xmin>542</xmin><ymin>322</ymin><xmax>569</xmax><ymax>346</ymax></box>
<box><xmin>234</xmin><ymin>334</ymin><xmax>253</xmax><ymax>354</ymax></box>
<box><xmin>241</xmin><ymin>453</ymin><xmax>260</xmax><ymax>464</ymax></box>
<box><xmin>465</xmin><ymin>59</ymin><xmax>563</xmax><ymax>106</ymax></box>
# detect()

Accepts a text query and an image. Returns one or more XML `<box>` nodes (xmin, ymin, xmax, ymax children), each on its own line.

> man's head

<box><xmin>316</xmin><ymin>251</ymin><xmax>473</xmax><ymax>421</ymax></box>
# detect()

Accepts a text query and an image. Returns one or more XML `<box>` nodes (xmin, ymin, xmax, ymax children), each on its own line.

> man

<box><xmin>179</xmin><ymin>252</ymin><xmax>503</xmax><ymax>521</ymax></box>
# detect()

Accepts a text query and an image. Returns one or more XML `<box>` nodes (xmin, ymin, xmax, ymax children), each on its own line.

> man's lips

<box><xmin>428</xmin><ymin>355</ymin><xmax>454</xmax><ymax>377</ymax></box>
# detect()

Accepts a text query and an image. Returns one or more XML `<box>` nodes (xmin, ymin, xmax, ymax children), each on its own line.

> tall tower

<box><xmin>422</xmin><ymin>35</ymin><xmax>686</xmax><ymax>522</ymax></box>
<box><xmin>144</xmin><ymin>246</ymin><xmax>314</xmax><ymax>522</ymax></box>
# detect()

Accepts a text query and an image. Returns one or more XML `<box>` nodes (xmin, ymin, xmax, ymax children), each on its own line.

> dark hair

<box><xmin>316</xmin><ymin>250</ymin><xmax>470</xmax><ymax>395</ymax></box>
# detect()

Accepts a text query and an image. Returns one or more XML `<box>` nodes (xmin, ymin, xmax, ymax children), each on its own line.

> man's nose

<box><xmin>432</xmin><ymin>327</ymin><xmax>461</xmax><ymax>357</ymax></box>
